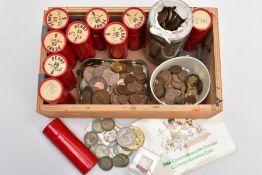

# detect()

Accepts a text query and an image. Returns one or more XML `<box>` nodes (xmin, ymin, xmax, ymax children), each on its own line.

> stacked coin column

<box><xmin>38</xmin><ymin>78</ymin><xmax>76</xmax><ymax>104</ymax></box>
<box><xmin>86</xmin><ymin>8</ymin><xmax>110</xmax><ymax>50</ymax></box>
<box><xmin>42</xmin><ymin>30</ymin><xmax>76</xmax><ymax>68</ymax></box>
<box><xmin>104</xmin><ymin>22</ymin><xmax>128</xmax><ymax>59</ymax></box>
<box><xmin>66</xmin><ymin>21</ymin><xmax>96</xmax><ymax>62</ymax></box>
<box><xmin>122</xmin><ymin>7</ymin><xmax>146</xmax><ymax>51</ymax></box>
<box><xmin>43</xmin><ymin>54</ymin><xmax>77</xmax><ymax>90</ymax></box>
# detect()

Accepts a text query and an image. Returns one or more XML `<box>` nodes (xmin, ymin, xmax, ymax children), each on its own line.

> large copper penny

<box><xmin>83</xmin><ymin>66</ymin><xmax>94</xmax><ymax>82</ymax></box>
<box><xmin>117</xmin><ymin>85</ymin><xmax>128</xmax><ymax>95</ymax></box>
<box><xmin>117</xmin><ymin>95</ymin><xmax>129</xmax><ymax>104</ymax></box>
<box><xmin>129</xmin><ymin>94</ymin><xmax>142</xmax><ymax>104</ymax></box>
<box><xmin>154</xmin><ymin>83</ymin><xmax>165</xmax><ymax>98</ymax></box>
<box><xmin>125</xmin><ymin>63</ymin><xmax>134</xmax><ymax>73</ymax></box>
<box><xmin>133</xmin><ymin>64</ymin><xmax>144</xmax><ymax>75</ymax></box>
<box><xmin>124</xmin><ymin>74</ymin><xmax>137</xmax><ymax>84</ymax></box>
<box><xmin>92</xmin><ymin>90</ymin><xmax>110</xmax><ymax>104</ymax></box>
<box><xmin>156</xmin><ymin>69</ymin><xmax>172</xmax><ymax>86</ymax></box>
<box><xmin>136</xmin><ymin>73</ymin><xmax>147</xmax><ymax>84</ymax></box>
<box><xmin>89</xmin><ymin>76</ymin><xmax>108</xmax><ymax>91</ymax></box>
<box><xmin>81</xmin><ymin>91</ymin><xmax>92</xmax><ymax>104</ymax></box>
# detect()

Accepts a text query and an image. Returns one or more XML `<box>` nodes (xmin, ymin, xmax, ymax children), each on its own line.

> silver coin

<box><xmin>98</xmin><ymin>156</ymin><xmax>113</xmax><ymax>171</ymax></box>
<box><xmin>104</xmin><ymin>129</ymin><xmax>117</xmax><ymax>143</ymax></box>
<box><xmin>84</xmin><ymin>132</ymin><xmax>99</xmax><ymax>148</ymax></box>
<box><xmin>113</xmin><ymin>144</ymin><xmax>133</xmax><ymax>156</ymax></box>
<box><xmin>92</xmin><ymin>118</ymin><xmax>104</xmax><ymax>133</ymax></box>
<box><xmin>94</xmin><ymin>144</ymin><xmax>110</xmax><ymax>158</ymax></box>
<box><xmin>90</xmin><ymin>144</ymin><xmax>99</xmax><ymax>153</ymax></box>
<box><xmin>102</xmin><ymin>118</ymin><xmax>115</xmax><ymax>131</ymax></box>
<box><xmin>108</xmin><ymin>146</ymin><xmax>117</xmax><ymax>158</ymax></box>
<box><xmin>116</xmin><ymin>127</ymin><xmax>136</xmax><ymax>148</ymax></box>
<box><xmin>112</xmin><ymin>154</ymin><xmax>129</xmax><ymax>167</ymax></box>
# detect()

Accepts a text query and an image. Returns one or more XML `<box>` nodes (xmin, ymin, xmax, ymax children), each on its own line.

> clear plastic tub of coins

<box><xmin>78</xmin><ymin>58</ymin><xmax>150</xmax><ymax>105</ymax></box>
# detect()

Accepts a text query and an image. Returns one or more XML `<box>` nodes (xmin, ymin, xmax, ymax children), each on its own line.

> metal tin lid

<box><xmin>122</xmin><ymin>7</ymin><xmax>146</xmax><ymax>30</ymax></box>
<box><xmin>43</xmin><ymin>54</ymin><xmax>68</xmax><ymax>77</ymax></box>
<box><xmin>45</xmin><ymin>8</ymin><xmax>69</xmax><ymax>30</ymax></box>
<box><xmin>86</xmin><ymin>8</ymin><xmax>109</xmax><ymax>30</ymax></box>
<box><xmin>66</xmin><ymin>21</ymin><xmax>90</xmax><ymax>44</ymax></box>
<box><xmin>193</xmin><ymin>8</ymin><xmax>212</xmax><ymax>31</ymax></box>
<box><xmin>39</xmin><ymin>78</ymin><xmax>63</xmax><ymax>103</ymax></box>
<box><xmin>43</xmin><ymin>119</ymin><xmax>98</xmax><ymax>174</ymax></box>
<box><xmin>104</xmin><ymin>22</ymin><xmax>128</xmax><ymax>45</ymax></box>
<box><xmin>42</xmin><ymin>30</ymin><xmax>66</xmax><ymax>53</ymax></box>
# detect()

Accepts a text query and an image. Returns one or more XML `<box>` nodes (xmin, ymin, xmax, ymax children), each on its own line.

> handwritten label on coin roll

<box><xmin>193</xmin><ymin>10</ymin><xmax>211</xmax><ymax>29</ymax></box>
<box><xmin>123</xmin><ymin>8</ymin><xmax>145</xmax><ymax>29</ymax></box>
<box><xmin>46</xmin><ymin>9</ymin><xmax>68</xmax><ymax>29</ymax></box>
<box><xmin>44</xmin><ymin>55</ymin><xmax>67</xmax><ymax>76</ymax></box>
<box><xmin>40</xmin><ymin>79</ymin><xmax>62</xmax><ymax>101</ymax></box>
<box><xmin>104</xmin><ymin>23</ymin><xmax>127</xmax><ymax>44</ymax></box>
<box><xmin>43</xmin><ymin>31</ymin><xmax>65</xmax><ymax>52</ymax></box>
<box><xmin>87</xmin><ymin>9</ymin><xmax>108</xmax><ymax>29</ymax></box>
<box><xmin>67</xmin><ymin>22</ymin><xmax>89</xmax><ymax>44</ymax></box>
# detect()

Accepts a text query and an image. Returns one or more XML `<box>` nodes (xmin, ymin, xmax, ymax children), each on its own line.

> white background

<box><xmin>0</xmin><ymin>0</ymin><xmax>261</xmax><ymax>174</ymax></box>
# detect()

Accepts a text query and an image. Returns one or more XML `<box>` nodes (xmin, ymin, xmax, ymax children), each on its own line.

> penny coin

<box><xmin>154</xmin><ymin>83</ymin><xmax>165</xmax><ymax>98</ymax></box>
<box><xmin>116</xmin><ymin>127</ymin><xmax>136</xmax><ymax>148</ymax></box>
<box><xmin>133</xmin><ymin>64</ymin><xmax>144</xmax><ymax>75</ymax></box>
<box><xmin>156</xmin><ymin>70</ymin><xmax>172</xmax><ymax>86</ymax></box>
<box><xmin>89</xmin><ymin>77</ymin><xmax>108</xmax><ymax>91</ymax></box>
<box><xmin>95</xmin><ymin>144</ymin><xmax>110</xmax><ymax>158</ymax></box>
<box><xmin>129</xmin><ymin>94</ymin><xmax>142</xmax><ymax>104</ymax></box>
<box><xmin>84</xmin><ymin>132</ymin><xmax>99</xmax><ymax>147</ymax></box>
<box><xmin>172</xmin><ymin>81</ymin><xmax>185</xmax><ymax>90</ymax></box>
<box><xmin>92</xmin><ymin>118</ymin><xmax>104</xmax><ymax>133</ymax></box>
<box><xmin>124</xmin><ymin>74</ymin><xmax>137</xmax><ymax>84</ymax></box>
<box><xmin>117</xmin><ymin>79</ymin><xmax>125</xmax><ymax>86</ymax></box>
<box><xmin>117</xmin><ymin>95</ymin><xmax>129</xmax><ymax>104</ymax></box>
<box><xmin>197</xmin><ymin>79</ymin><xmax>203</xmax><ymax>95</ymax></box>
<box><xmin>102</xmin><ymin>68</ymin><xmax>120</xmax><ymax>86</ymax></box>
<box><xmin>81</xmin><ymin>91</ymin><xmax>92</xmax><ymax>104</ymax></box>
<box><xmin>164</xmin><ymin>87</ymin><xmax>181</xmax><ymax>104</ymax></box>
<box><xmin>113</xmin><ymin>144</ymin><xmax>133</xmax><ymax>156</ymax></box>
<box><xmin>117</xmin><ymin>85</ymin><xmax>128</xmax><ymax>95</ymax></box>
<box><xmin>158</xmin><ymin>7</ymin><xmax>169</xmax><ymax>24</ymax></box>
<box><xmin>104</xmin><ymin>129</ymin><xmax>117</xmax><ymax>143</ymax></box>
<box><xmin>172</xmin><ymin>73</ymin><xmax>182</xmax><ymax>83</ymax></box>
<box><xmin>110</xmin><ymin>93</ymin><xmax>120</xmax><ymax>104</ymax></box>
<box><xmin>98</xmin><ymin>156</ymin><xmax>113</xmax><ymax>171</ymax></box>
<box><xmin>128</xmin><ymin>126</ymin><xmax>145</xmax><ymax>150</ymax></box>
<box><xmin>120</xmin><ymin>63</ymin><xmax>127</xmax><ymax>73</ymax></box>
<box><xmin>111</xmin><ymin>62</ymin><xmax>123</xmax><ymax>73</ymax></box>
<box><xmin>92</xmin><ymin>90</ymin><xmax>110</xmax><ymax>104</ymax></box>
<box><xmin>178</xmin><ymin>70</ymin><xmax>187</xmax><ymax>82</ymax></box>
<box><xmin>102</xmin><ymin>118</ymin><xmax>115</xmax><ymax>131</ymax></box>
<box><xmin>136</xmin><ymin>73</ymin><xmax>147</xmax><ymax>84</ymax></box>
<box><xmin>93</xmin><ymin>65</ymin><xmax>105</xmax><ymax>77</ymax></box>
<box><xmin>90</xmin><ymin>144</ymin><xmax>99</xmax><ymax>153</ymax></box>
<box><xmin>186</xmin><ymin>74</ymin><xmax>199</xmax><ymax>87</ymax></box>
<box><xmin>125</xmin><ymin>63</ymin><xmax>134</xmax><ymax>73</ymax></box>
<box><xmin>113</xmin><ymin>85</ymin><xmax>120</xmax><ymax>95</ymax></box>
<box><xmin>126</xmin><ymin>83</ymin><xmax>137</xmax><ymax>93</ymax></box>
<box><xmin>83</xmin><ymin>67</ymin><xmax>94</xmax><ymax>82</ymax></box>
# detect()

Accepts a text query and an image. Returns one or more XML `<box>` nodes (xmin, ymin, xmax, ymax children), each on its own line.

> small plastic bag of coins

<box><xmin>144</xmin><ymin>0</ymin><xmax>193</xmax><ymax>65</ymax></box>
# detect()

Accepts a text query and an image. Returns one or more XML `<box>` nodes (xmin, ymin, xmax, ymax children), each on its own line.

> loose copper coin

<box><xmin>136</xmin><ymin>73</ymin><xmax>147</xmax><ymax>84</ymax></box>
<box><xmin>157</xmin><ymin>70</ymin><xmax>172</xmax><ymax>86</ymax></box>
<box><xmin>125</xmin><ymin>63</ymin><xmax>134</xmax><ymax>73</ymax></box>
<box><xmin>178</xmin><ymin>70</ymin><xmax>187</xmax><ymax>82</ymax></box>
<box><xmin>120</xmin><ymin>63</ymin><xmax>127</xmax><ymax>73</ymax></box>
<box><xmin>124</xmin><ymin>74</ymin><xmax>137</xmax><ymax>84</ymax></box>
<box><xmin>154</xmin><ymin>83</ymin><xmax>165</xmax><ymax>98</ymax></box>
<box><xmin>129</xmin><ymin>94</ymin><xmax>142</xmax><ymax>104</ymax></box>
<box><xmin>164</xmin><ymin>87</ymin><xmax>181</xmax><ymax>104</ymax></box>
<box><xmin>81</xmin><ymin>91</ymin><xmax>92</xmax><ymax>104</ymax></box>
<box><xmin>102</xmin><ymin>68</ymin><xmax>120</xmax><ymax>86</ymax></box>
<box><xmin>92</xmin><ymin>90</ymin><xmax>110</xmax><ymax>104</ymax></box>
<box><xmin>89</xmin><ymin>77</ymin><xmax>108</xmax><ymax>91</ymax></box>
<box><xmin>113</xmin><ymin>85</ymin><xmax>120</xmax><ymax>95</ymax></box>
<box><xmin>117</xmin><ymin>95</ymin><xmax>129</xmax><ymax>104</ymax></box>
<box><xmin>172</xmin><ymin>73</ymin><xmax>183</xmax><ymax>83</ymax></box>
<box><xmin>110</xmin><ymin>93</ymin><xmax>119</xmax><ymax>104</ymax></box>
<box><xmin>171</xmin><ymin>81</ymin><xmax>185</xmax><ymax>90</ymax></box>
<box><xmin>169</xmin><ymin>65</ymin><xmax>182</xmax><ymax>74</ymax></box>
<box><xmin>126</xmin><ymin>83</ymin><xmax>143</xmax><ymax>94</ymax></box>
<box><xmin>117</xmin><ymin>85</ymin><xmax>128</xmax><ymax>95</ymax></box>
<box><xmin>83</xmin><ymin>67</ymin><xmax>94</xmax><ymax>82</ymax></box>
<box><xmin>133</xmin><ymin>64</ymin><xmax>144</xmax><ymax>75</ymax></box>
<box><xmin>185</xmin><ymin>93</ymin><xmax>196</xmax><ymax>104</ymax></box>
<box><xmin>111</xmin><ymin>62</ymin><xmax>123</xmax><ymax>73</ymax></box>
<box><xmin>135</xmin><ymin>83</ymin><xmax>146</xmax><ymax>94</ymax></box>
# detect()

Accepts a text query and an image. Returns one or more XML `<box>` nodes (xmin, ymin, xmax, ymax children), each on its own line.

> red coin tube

<box><xmin>66</xmin><ymin>21</ymin><xmax>96</xmax><ymax>62</ymax></box>
<box><xmin>43</xmin><ymin>54</ymin><xmax>77</xmax><ymax>90</ymax></box>
<box><xmin>43</xmin><ymin>119</ymin><xmax>98</xmax><ymax>174</ymax></box>
<box><xmin>38</xmin><ymin>78</ymin><xmax>76</xmax><ymax>104</ymax></box>
<box><xmin>104</xmin><ymin>22</ymin><xmax>128</xmax><ymax>59</ymax></box>
<box><xmin>86</xmin><ymin>8</ymin><xmax>110</xmax><ymax>50</ymax></box>
<box><xmin>45</xmin><ymin>7</ymin><xmax>69</xmax><ymax>30</ymax></box>
<box><xmin>122</xmin><ymin>7</ymin><xmax>146</xmax><ymax>50</ymax></box>
<box><xmin>42</xmin><ymin>30</ymin><xmax>76</xmax><ymax>68</ymax></box>
<box><xmin>184</xmin><ymin>8</ymin><xmax>213</xmax><ymax>51</ymax></box>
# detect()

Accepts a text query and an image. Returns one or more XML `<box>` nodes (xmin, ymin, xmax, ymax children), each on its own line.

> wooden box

<box><xmin>37</xmin><ymin>7</ymin><xmax>222</xmax><ymax>118</ymax></box>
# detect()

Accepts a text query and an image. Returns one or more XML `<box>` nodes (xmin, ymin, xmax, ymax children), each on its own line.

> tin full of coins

<box><xmin>42</xmin><ymin>30</ymin><xmax>76</xmax><ymax>68</ymax></box>
<box><xmin>43</xmin><ymin>119</ymin><xmax>98</xmax><ymax>174</ymax></box>
<box><xmin>66</xmin><ymin>21</ymin><xmax>96</xmax><ymax>62</ymax></box>
<box><xmin>122</xmin><ymin>7</ymin><xmax>146</xmax><ymax>50</ymax></box>
<box><xmin>184</xmin><ymin>8</ymin><xmax>213</xmax><ymax>51</ymax></box>
<box><xmin>38</xmin><ymin>78</ymin><xmax>76</xmax><ymax>104</ymax></box>
<box><xmin>86</xmin><ymin>8</ymin><xmax>110</xmax><ymax>50</ymax></box>
<box><xmin>104</xmin><ymin>22</ymin><xmax>128</xmax><ymax>59</ymax></box>
<box><xmin>43</xmin><ymin>54</ymin><xmax>77</xmax><ymax>90</ymax></box>
<box><xmin>45</xmin><ymin>7</ymin><xmax>69</xmax><ymax>30</ymax></box>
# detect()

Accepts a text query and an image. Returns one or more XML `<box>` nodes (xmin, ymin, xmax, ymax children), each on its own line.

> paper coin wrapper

<box><xmin>130</xmin><ymin>114</ymin><xmax>236</xmax><ymax>175</ymax></box>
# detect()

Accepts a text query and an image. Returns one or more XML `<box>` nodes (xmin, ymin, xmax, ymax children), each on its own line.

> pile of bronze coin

<box><xmin>80</xmin><ymin>61</ymin><xmax>148</xmax><ymax>104</ymax></box>
<box><xmin>157</xmin><ymin>6</ymin><xmax>185</xmax><ymax>31</ymax></box>
<box><xmin>153</xmin><ymin>65</ymin><xmax>203</xmax><ymax>104</ymax></box>
<box><xmin>84</xmin><ymin>118</ymin><xmax>145</xmax><ymax>171</ymax></box>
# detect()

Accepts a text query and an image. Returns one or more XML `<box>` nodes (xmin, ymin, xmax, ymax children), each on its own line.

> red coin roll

<box><xmin>43</xmin><ymin>119</ymin><xmax>98</xmax><ymax>174</ymax></box>
<box><xmin>38</xmin><ymin>78</ymin><xmax>76</xmax><ymax>104</ymax></box>
<box><xmin>45</xmin><ymin>7</ymin><xmax>70</xmax><ymax>30</ymax></box>
<box><xmin>86</xmin><ymin>8</ymin><xmax>110</xmax><ymax>50</ymax></box>
<box><xmin>122</xmin><ymin>7</ymin><xmax>146</xmax><ymax>50</ymax></box>
<box><xmin>43</xmin><ymin>54</ymin><xmax>77</xmax><ymax>90</ymax></box>
<box><xmin>66</xmin><ymin>21</ymin><xmax>96</xmax><ymax>62</ymax></box>
<box><xmin>42</xmin><ymin>30</ymin><xmax>76</xmax><ymax>68</ymax></box>
<box><xmin>104</xmin><ymin>22</ymin><xmax>128</xmax><ymax>59</ymax></box>
<box><xmin>184</xmin><ymin>8</ymin><xmax>213</xmax><ymax>51</ymax></box>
